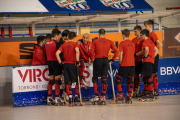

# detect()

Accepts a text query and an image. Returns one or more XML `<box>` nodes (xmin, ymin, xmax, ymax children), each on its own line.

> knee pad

<box><xmin>48</xmin><ymin>81</ymin><xmax>54</xmax><ymax>85</ymax></box>
<box><xmin>92</xmin><ymin>76</ymin><xmax>98</xmax><ymax>83</ymax></box>
<box><xmin>127</xmin><ymin>76</ymin><xmax>134</xmax><ymax>84</ymax></box>
<box><xmin>115</xmin><ymin>76</ymin><xmax>122</xmax><ymax>85</ymax></box>
<box><xmin>142</xmin><ymin>77</ymin><xmax>148</xmax><ymax>85</ymax></box>
<box><xmin>147</xmin><ymin>77</ymin><xmax>153</xmax><ymax>85</ymax></box>
<box><xmin>55</xmin><ymin>80</ymin><xmax>61</xmax><ymax>85</ymax></box>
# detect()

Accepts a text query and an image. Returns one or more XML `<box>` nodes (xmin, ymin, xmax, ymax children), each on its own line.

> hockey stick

<box><xmin>137</xmin><ymin>77</ymin><xmax>142</xmax><ymax>95</ymax></box>
<box><xmin>77</xmin><ymin>67</ymin><xmax>85</xmax><ymax>106</ymax></box>
<box><xmin>109</xmin><ymin>63</ymin><xmax>116</xmax><ymax>104</ymax></box>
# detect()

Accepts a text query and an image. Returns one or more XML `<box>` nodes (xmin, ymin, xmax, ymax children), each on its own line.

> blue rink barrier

<box><xmin>13</xmin><ymin>57</ymin><xmax>180</xmax><ymax>107</ymax></box>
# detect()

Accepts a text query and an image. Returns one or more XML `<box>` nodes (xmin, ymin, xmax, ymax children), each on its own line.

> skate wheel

<box><xmin>72</xmin><ymin>103</ymin><xmax>74</xmax><ymax>107</ymax></box>
<box><xmin>55</xmin><ymin>103</ymin><xmax>59</xmax><ymax>106</ymax></box>
<box><xmin>60</xmin><ymin>103</ymin><xmax>64</xmax><ymax>106</ymax></box>
<box><xmin>68</xmin><ymin>104</ymin><xmax>71</xmax><ymax>107</ymax></box>
<box><xmin>47</xmin><ymin>102</ymin><xmax>51</xmax><ymax>106</ymax></box>
<box><xmin>74</xmin><ymin>103</ymin><xmax>77</xmax><ymax>106</ymax></box>
<box><xmin>92</xmin><ymin>102</ymin><xmax>95</xmax><ymax>105</ymax></box>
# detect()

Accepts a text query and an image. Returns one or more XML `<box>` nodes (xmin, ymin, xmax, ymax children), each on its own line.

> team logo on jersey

<box><xmin>54</xmin><ymin>0</ymin><xmax>90</xmax><ymax>11</ymax></box>
<box><xmin>100</xmin><ymin>0</ymin><xmax>134</xmax><ymax>10</ymax></box>
<box><xmin>175</xmin><ymin>32</ymin><xmax>180</xmax><ymax>43</ymax></box>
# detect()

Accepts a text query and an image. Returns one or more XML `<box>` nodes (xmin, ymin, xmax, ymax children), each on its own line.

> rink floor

<box><xmin>0</xmin><ymin>95</ymin><xmax>180</xmax><ymax>120</ymax></box>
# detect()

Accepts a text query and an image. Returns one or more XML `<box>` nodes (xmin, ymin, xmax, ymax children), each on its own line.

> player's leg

<box><xmin>153</xmin><ymin>55</ymin><xmax>159</xmax><ymax>99</ymax></box>
<box><xmin>99</xmin><ymin>58</ymin><xmax>109</xmax><ymax>105</ymax></box>
<box><xmin>133</xmin><ymin>62</ymin><xmax>142</xmax><ymax>97</ymax></box>
<box><xmin>47</xmin><ymin>61</ymin><xmax>55</xmax><ymax>105</ymax></box>
<box><xmin>115</xmin><ymin>74</ymin><xmax>124</xmax><ymax>103</ymax></box>
<box><xmin>90</xmin><ymin>58</ymin><xmax>102</xmax><ymax>104</ymax></box>
<box><xmin>53</xmin><ymin>61</ymin><xmax>64</xmax><ymax>105</ymax></box>
<box><xmin>64</xmin><ymin>63</ymin><xmax>74</xmax><ymax>106</ymax></box>
<box><xmin>125</xmin><ymin>66</ymin><xmax>135</xmax><ymax>104</ymax></box>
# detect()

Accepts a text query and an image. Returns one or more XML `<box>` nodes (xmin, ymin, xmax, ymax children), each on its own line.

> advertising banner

<box><xmin>0</xmin><ymin>0</ymin><xmax>153</xmax><ymax>13</ymax></box>
<box><xmin>0</xmin><ymin>32</ymin><xmax>163</xmax><ymax>66</ymax></box>
<box><xmin>12</xmin><ymin>57</ymin><xmax>180</xmax><ymax>107</ymax></box>
<box><xmin>163</xmin><ymin>28</ymin><xmax>180</xmax><ymax>57</ymax></box>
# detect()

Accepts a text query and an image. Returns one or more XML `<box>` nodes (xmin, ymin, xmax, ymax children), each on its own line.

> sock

<box><xmin>152</xmin><ymin>73</ymin><xmax>158</xmax><ymax>91</ymax></box>
<box><xmin>48</xmin><ymin>79</ymin><xmax>55</xmax><ymax>96</ymax></box>
<box><xmin>101</xmin><ymin>76</ymin><xmax>108</xmax><ymax>96</ymax></box>
<box><xmin>55</xmin><ymin>78</ymin><xmax>61</xmax><ymax>97</ymax></box>
<box><xmin>128</xmin><ymin>76</ymin><xmax>133</xmax><ymax>96</ymax></box>
<box><xmin>65</xmin><ymin>84</ymin><xmax>72</xmax><ymax>95</ymax></box>
<box><xmin>134</xmin><ymin>73</ymin><xmax>140</xmax><ymax>89</ymax></box>
<box><xmin>75</xmin><ymin>84</ymin><xmax>80</xmax><ymax>95</ymax></box>
<box><xmin>148</xmin><ymin>77</ymin><xmax>153</xmax><ymax>93</ymax></box>
<box><xmin>116</xmin><ymin>75</ymin><xmax>122</xmax><ymax>95</ymax></box>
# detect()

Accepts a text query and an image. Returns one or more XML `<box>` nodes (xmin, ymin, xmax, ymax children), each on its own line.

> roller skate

<box><xmin>81</xmin><ymin>79</ymin><xmax>90</xmax><ymax>89</ymax></box>
<box><xmin>141</xmin><ymin>94</ymin><xmax>148</xmax><ymax>102</ymax></box>
<box><xmin>98</xmin><ymin>95</ymin><xmax>106</xmax><ymax>105</ymax></box>
<box><xmin>154</xmin><ymin>90</ymin><xmax>159</xmax><ymax>100</ymax></box>
<box><xmin>125</xmin><ymin>94</ymin><xmax>132</xmax><ymax>104</ymax></box>
<box><xmin>147</xmin><ymin>93</ymin><xmax>154</xmax><ymax>102</ymax></box>
<box><xmin>54</xmin><ymin>96</ymin><xmax>65</xmax><ymax>106</ymax></box>
<box><xmin>138</xmin><ymin>90</ymin><xmax>147</xmax><ymax>101</ymax></box>
<box><xmin>47</xmin><ymin>96</ymin><xmax>55</xmax><ymax>105</ymax></box>
<box><xmin>74</xmin><ymin>95</ymin><xmax>86</xmax><ymax>106</ymax></box>
<box><xmin>90</xmin><ymin>95</ymin><xmax>100</xmax><ymax>105</ymax></box>
<box><xmin>68</xmin><ymin>95</ymin><xmax>74</xmax><ymax>107</ymax></box>
<box><xmin>115</xmin><ymin>94</ymin><xmax>124</xmax><ymax>104</ymax></box>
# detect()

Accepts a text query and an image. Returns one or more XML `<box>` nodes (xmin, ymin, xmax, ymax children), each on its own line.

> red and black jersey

<box><xmin>91</xmin><ymin>38</ymin><xmax>119</xmax><ymax>60</ymax></box>
<box><xmin>78</xmin><ymin>39</ymin><xmax>94</xmax><ymax>62</ymax></box>
<box><xmin>45</xmin><ymin>40</ymin><xmax>59</xmax><ymax>61</ymax></box>
<box><xmin>119</xmin><ymin>40</ymin><xmax>135</xmax><ymax>66</ymax></box>
<box><xmin>132</xmin><ymin>37</ymin><xmax>143</xmax><ymax>62</ymax></box>
<box><xmin>32</xmin><ymin>44</ymin><xmax>47</xmax><ymax>65</ymax></box>
<box><xmin>59</xmin><ymin>41</ymin><xmax>79</xmax><ymax>64</ymax></box>
<box><xmin>142</xmin><ymin>39</ymin><xmax>155</xmax><ymax>64</ymax></box>
<box><xmin>148</xmin><ymin>31</ymin><xmax>158</xmax><ymax>47</ymax></box>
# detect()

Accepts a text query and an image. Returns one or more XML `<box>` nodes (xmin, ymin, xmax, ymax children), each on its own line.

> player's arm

<box><xmin>56</xmin><ymin>50</ymin><xmax>62</xmax><ymax>64</ymax></box>
<box><xmin>154</xmin><ymin>46</ymin><xmax>158</xmax><ymax>57</ymax></box>
<box><xmin>156</xmin><ymin>40</ymin><xmax>162</xmax><ymax>54</ymax></box>
<box><xmin>111</xmin><ymin>42</ymin><xmax>119</xmax><ymax>60</ymax></box>
<box><xmin>136</xmin><ymin>50</ymin><xmax>143</xmax><ymax>56</ymax></box>
<box><xmin>144</xmin><ymin>47</ymin><xmax>149</xmax><ymax>57</ymax></box>
<box><xmin>75</xmin><ymin>47</ymin><xmax>80</xmax><ymax>62</ymax></box>
<box><xmin>119</xmin><ymin>51</ymin><xmax>123</xmax><ymax>65</ymax></box>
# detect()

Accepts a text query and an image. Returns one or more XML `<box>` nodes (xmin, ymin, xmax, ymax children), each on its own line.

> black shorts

<box><xmin>48</xmin><ymin>61</ymin><xmax>63</xmax><ymax>76</ymax></box>
<box><xmin>117</xmin><ymin>66</ymin><xmax>135</xmax><ymax>77</ymax></box>
<box><xmin>93</xmin><ymin>58</ymin><xmax>109</xmax><ymax>77</ymax></box>
<box><xmin>142</xmin><ymin>62</ymin><xmax>153</xmax><ymax>77</ymax></box>
<box><xmin>153</xmin><ymin>54</ymin><xmax>159</xmax><ymax>73</ymax></box>
<box><xmin>135</xmin><ymin>62</ymin><xmax>142</xmax><ymax>73</ymax></box>
<box><xmin>63</xmin><ymin>63</ymin><xmax>80</xmax><ymax>84</ymax></box>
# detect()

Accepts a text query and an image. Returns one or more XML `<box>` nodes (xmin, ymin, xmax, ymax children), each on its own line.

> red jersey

<box><xmin>45</xmin><ymin>40</ymin><xmax>58</xmax><ymax>61</ymax></box>
<box><xmin>59</xmin><ymin>41</ymin><xmax>79</xmax><ymax>64</ymax></box>
<box><xmin>119</xmin><ymin>40</ymin><xmax>135</xmax><ymax>66</ymax></box>
<box><xmin>91</xmin><ymin>38</ymin><xmax>119</xmax><ymax>60</ymax></box>
<box><xmin>32</xmin><ymin>45</ymin><xmax>47</xmax><ymax>65</ymax></box>
<box><xmin>148</xmin><ymin>31</ymin><xmax>158</xmax><ymax>47</ymax></box>
<box><xmin>132</xmin><ymin>37</ymin><xmax>143</xmax><ymax>62</ymax></box>
<box><xmin>78</xmin><ymin>39</ymin><xmax>94</xmax><ymax>62</ymax></box>
<box><xmin>142</xmin><ymin>39</ymin><xmax>155</xmax><ymax>64</ymax></box>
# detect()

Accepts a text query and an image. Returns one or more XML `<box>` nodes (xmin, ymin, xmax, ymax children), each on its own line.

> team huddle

<box><xmin>32</xmin><ymin>19</ymin><xmax>162</xmax><ymax>106</ymax></box>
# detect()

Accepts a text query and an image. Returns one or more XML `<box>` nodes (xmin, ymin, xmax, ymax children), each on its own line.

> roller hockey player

<box><xmin>90</xmin><ymin>29</ymin><xmax>119</xmax><ymax>105</ymax></box>
<box><xmin>140</xmin><ymin>29</ymin><xmax>158</xmax><ymax>102</ymax></box>
<box><xmin>56</xmin><ymin>32</ymin><xmax>84</xmax><ymax>106</ymax></box>
<box><xmin>77</xmin><ymin>33</ymin><xmax>94</xmax><ymax>88</ymax></box>
<box><xmin>45</xmin><ymin>29</ymin><xmax>65</xmax><ymax>106</ymax></box>
<box><xmin>144</xmin><ymin>20</ymin><xmax>162</xmax><ymax>99</ymax></box>
<box><xmin>115</xmin><ymin>29</ymin><xmax>135</xmax><ymax>104</ymax></box>
<box><xmin>132</xmin><ymin>25</ymin><xmax>143</xmax><ymax>98</ymax></box>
